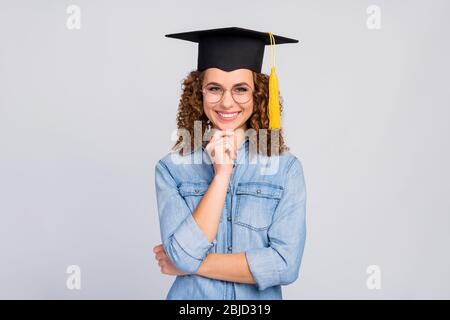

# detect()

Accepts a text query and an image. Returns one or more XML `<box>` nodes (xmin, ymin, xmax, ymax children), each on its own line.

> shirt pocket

<box><xmin>234</xmin><ymin>182</ymin><xmax>283</xmax><ymax>231</ymax></box>
<box><xmin>177</xmin><ymin>181</ymin><xmax>217</xmax><ymax>253</ymax></box>
<box><xmin>177</xmin><ymin>181</ymin><xmax>209</xmax><ymax>213</ymax></box>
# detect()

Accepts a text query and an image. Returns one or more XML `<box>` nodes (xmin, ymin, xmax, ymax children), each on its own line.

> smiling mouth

<box><xmin>215</xmin><ymin>111</ymin><xmax>241</xmax><ymax>121</ymax></box>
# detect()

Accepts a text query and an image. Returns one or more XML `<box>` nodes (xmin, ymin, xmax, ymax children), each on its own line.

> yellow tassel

<box><xmin>267</xmin><ymin>33</ymin><xmax>281</xmax><ymax>130</ymax></box>
<box><xmin>268</xmin><ymin>67</ymin><xmax>281</xmax><ymax>129</ymax></box>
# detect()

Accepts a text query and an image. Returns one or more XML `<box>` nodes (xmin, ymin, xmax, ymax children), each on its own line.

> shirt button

<box><xmin>256</xmin><ymin>189</ymin><xmax>261</xmax><ymax>194</ymax></box>
<box><xmin>228</xmin><ymin>246</ymin><xmax>232</xmax><ymax>252</ymax></box>
<box><xmin>227</xmin><ymin>216</ymin><xmax>232</xmax><ymax>222</ymax></box>
<box><xmin>194</xmin><ymin>189</ymin><xmax>199</xmax><ymax>194</ymax></box>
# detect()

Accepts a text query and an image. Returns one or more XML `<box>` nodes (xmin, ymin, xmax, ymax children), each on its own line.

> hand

<box><xmin>205</xmin><ymin>129</ymin><xmax>237</xmax><ymax>177</ymax></box>
<box><xmin>153</xmin><ymin>244</ymin><xmax>189</xmax><ymax>276</ymax></box>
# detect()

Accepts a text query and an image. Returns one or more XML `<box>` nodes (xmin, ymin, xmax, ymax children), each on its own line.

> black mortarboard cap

<box><xmin>165</xmin><ymin>26</ymin><xmax>299</xmax><ymax>73</ymax></box>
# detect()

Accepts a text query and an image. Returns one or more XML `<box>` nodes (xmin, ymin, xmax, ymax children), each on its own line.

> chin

<box><xmin>212</xmin><ymin>121</ymin><xmax>241</xmax><ymax>131</ymax></box>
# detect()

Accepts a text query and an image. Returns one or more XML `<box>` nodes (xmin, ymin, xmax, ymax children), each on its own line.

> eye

<box><xmin>207</xmin><ymin>86</ymin><xmax>221</xmax><ymax>92</ymax></box>
<box><xmin>233</xmin><ymin>86</ymin><xmax>249</xmax><ymax>93</ymax></box>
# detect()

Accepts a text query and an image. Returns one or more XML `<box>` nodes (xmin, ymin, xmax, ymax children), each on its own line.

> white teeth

<box><xmin>218</xmin><ymin>112</ymin><xmax>239</xmax><ymax>118</ymax></box>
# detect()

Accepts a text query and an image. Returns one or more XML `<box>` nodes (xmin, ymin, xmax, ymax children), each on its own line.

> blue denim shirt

<box><xmin>154</xmin><ymin>136</ymin><xmax>307</xmax><ymax>300</ymax></box>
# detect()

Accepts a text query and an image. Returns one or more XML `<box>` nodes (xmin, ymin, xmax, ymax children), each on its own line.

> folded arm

<box><xmin>197</xmin><ymin>157</ymin><xmax>307</xmax><ymax>291</ymax></box>
<box><xmin>196</xmin><ymin>252</ymin><xmax>256</xmax><ymax>284</ymax></box>
<box><xmin>154</xmin><ymin>160</ymin><xmax>229</xmax><ymax>274</ymax></box>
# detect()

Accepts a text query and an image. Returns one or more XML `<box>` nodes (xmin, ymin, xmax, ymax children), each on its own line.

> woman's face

<box><xmin>202</xmin><ymin>68</ymin><xmax>254</xmax><ymax>131</ymax></box>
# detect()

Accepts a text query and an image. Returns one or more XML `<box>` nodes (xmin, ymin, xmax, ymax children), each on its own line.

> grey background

<box><xmin>1</xmin><ymin>0</ymin><xmax>449</xmax><ymax>299</ymax></box>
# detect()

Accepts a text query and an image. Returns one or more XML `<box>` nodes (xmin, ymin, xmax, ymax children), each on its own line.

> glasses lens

<box><xmin>204</xmin><ymin>85</ymin><xmax>223</xmax><ymax>103</ymax></box>
<box><xmin>203</xmin><ymin>85</ymin><xmax>253</xmax><ymax>104</ymax></box>
<box><xmin>232</xmin><ymin>85</ymin><xmax>252</xmax><ymax>104</ymax></box>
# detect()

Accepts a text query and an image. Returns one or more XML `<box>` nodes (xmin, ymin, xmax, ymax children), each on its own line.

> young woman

<box><xmin>153</xmin><ymin>27</ymin><xmax>307</xmax><ymax>300</ymax></box>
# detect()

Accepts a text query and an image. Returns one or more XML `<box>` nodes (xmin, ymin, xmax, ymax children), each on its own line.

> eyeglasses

<box><xmin>201</xmin><ymin>83</ymin><xmax>254</xmax><ymax>104</ymax></box>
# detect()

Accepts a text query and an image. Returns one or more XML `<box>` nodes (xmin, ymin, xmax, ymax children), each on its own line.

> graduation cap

<box><xmin>165</xmin><ymin>27</ymin><xmax>299</xmax><ymax>129</ymax></box>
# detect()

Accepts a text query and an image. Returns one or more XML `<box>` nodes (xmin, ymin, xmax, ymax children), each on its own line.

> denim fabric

<box><xmin>154</xmin><ymin>136</ymin><xmax>307</xmax><ymax>299</ymax></box>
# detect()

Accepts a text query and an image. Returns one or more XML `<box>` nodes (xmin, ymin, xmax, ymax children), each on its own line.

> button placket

<box><xmin>226</xmin><ymin>138</ymin><xmax>247</xmax><ymax>258</ymax></box>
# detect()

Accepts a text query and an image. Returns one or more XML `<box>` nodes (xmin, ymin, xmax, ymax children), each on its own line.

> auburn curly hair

<box><xmin>172</xmin><ymin>69</ymin><xmax>289</xmax><ymax>157</ymax></box>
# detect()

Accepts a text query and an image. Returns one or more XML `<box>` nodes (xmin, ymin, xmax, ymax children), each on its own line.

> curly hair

<box><xmin>171</xmin><ymin>69</ymin><xmax>289</xmax><ymax>157</ymax></box>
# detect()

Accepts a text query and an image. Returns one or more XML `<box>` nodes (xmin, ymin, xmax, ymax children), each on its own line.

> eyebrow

<box><xmin>205</xmin><ymin>81</ymin><xmax>251</xmax><ymax>87</ymax></box>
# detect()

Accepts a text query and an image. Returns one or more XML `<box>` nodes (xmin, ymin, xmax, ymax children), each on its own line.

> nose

<box><xmin>221</xmin><ymin>89</ymin><xmax>235</xmax><ymax>109</ymax></box>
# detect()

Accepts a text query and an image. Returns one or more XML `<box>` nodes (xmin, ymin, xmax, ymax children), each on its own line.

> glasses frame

<box><xmin>201</xmin><ymin>83</ymin><xmax>254</xmax><ymax>104</ymax></box>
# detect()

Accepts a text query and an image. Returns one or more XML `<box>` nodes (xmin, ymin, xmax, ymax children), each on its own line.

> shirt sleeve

<box><xmin>155</xmin><ymin>160</ymin><xmax>216</xmax><ymax>274</ymax></box>
<box><xmin>245</xmin><ymin>157</ymin><xmax>307</xmax><ymax>291</ymax></box>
